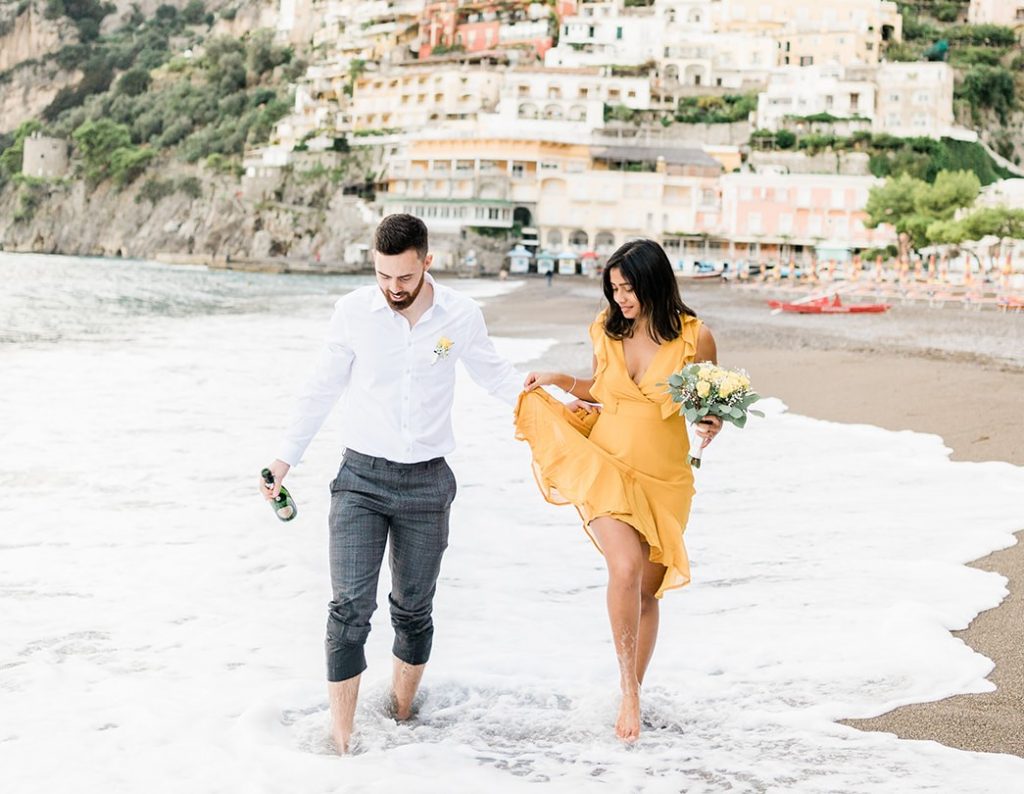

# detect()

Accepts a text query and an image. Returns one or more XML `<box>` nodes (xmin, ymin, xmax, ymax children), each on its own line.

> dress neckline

<box><xmin>619</xmin><ymin>335</ymin><xmax>671</xmax><ymax>390</ymax></box>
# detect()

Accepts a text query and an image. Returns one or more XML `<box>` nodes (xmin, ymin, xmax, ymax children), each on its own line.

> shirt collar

<box><xmin>369</xmin><ymin>271</ymin><xmax>449</xmax><ymax>315</ymax></box>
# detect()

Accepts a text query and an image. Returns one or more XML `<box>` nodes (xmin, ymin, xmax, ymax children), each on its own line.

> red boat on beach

<box><xmin>768</xmin><ymin>295</ymin><xmax>891</xmax><ymax>314</ymax></box>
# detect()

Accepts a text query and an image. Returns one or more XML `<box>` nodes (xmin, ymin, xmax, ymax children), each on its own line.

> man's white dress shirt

<box><xmin>278</xmin><ymin>275</ymin><xmax>522</xmax><ymax>466</ymax></box>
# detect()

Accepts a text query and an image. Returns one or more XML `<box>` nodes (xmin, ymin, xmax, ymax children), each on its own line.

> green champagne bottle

<box><xmin>262</xmin><ymin>468</ymin><xmax>298</xmax><ymax>522</ymax></box>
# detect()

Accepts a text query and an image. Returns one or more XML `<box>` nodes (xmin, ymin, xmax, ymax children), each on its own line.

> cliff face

<box><xmin>0</xmin><ymin>166</ymin><xmax>376</xmax><ymax>266</ymax></box>
<box><xmin>0</xmin><ymin>60</ymin><xmax>81</xmax><ymax>133</ymax></box>
<box><xmin>0</xmin><ymin>4</ymin><xmax>69</xmax><ymax>72</ymax></box>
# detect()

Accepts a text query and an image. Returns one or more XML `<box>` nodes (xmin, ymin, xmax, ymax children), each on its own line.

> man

<box><xmin>260</xmin><ymin>214</ymin><xmax>522</xmax><ymax>753</ymax></box>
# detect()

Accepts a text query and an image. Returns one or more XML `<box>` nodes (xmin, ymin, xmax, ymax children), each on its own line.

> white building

<box><xmin>757</xmin><ymin>65</ymin><xmax>875</xmax><ymax>130</ymax></box>
<box><xmin>545</xmin><ymin>0</ymin><xmax>661</xmax><ymax>68</ymax></box>
<box><xmin>968</xmin><ymin>0</ymin><xmax>1024</xmax><ymax>26</ymax></box>
<box><xmin>873</xmin><ymin>62</ymin><xmax>955</xmax><ymax>138</ymax></box>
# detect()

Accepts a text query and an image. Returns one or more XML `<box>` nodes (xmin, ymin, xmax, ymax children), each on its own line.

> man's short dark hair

<box><xmin>374</xmin><ymin>213</ymin><xmax>428</xmax><ymax>259</ymax></box>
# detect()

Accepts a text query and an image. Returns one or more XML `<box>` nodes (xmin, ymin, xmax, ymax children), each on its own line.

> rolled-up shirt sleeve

<box><xmin>459</xmin><ymin>304</ymin><xmax>523</xmax><ymax>406</ymax></box>
<box><xmin>277</xmin><ymin>300</ymin><xmax>355</xmax><ymax>466</ymax></box>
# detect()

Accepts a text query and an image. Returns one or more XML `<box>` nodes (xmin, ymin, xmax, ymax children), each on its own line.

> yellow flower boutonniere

<box><xmin>432</xmin><ymin>336</ymin><xmax>454</xmax><ymax>364</ymax></box>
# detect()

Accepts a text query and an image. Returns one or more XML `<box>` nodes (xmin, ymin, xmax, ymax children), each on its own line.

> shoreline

<box><xmin>481</xmin><ymin>276</ymin><xmax>1024</xmax><ymax>758</ymax></box>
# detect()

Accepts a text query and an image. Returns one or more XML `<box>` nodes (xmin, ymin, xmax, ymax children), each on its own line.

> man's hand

<box><xmin>259</xmin><ymin>459</ymin><xmax>291</xmax><ymax>500</ymax></box>
<box><xmin>695</xmin><ymin>415</ymin><xmax>723</xmax><ymax>448</ymax></box>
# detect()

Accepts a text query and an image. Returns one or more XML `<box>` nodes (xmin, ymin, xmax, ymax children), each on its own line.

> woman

<box><xmin>514</xmin><ymin>239</ymin><xmax>721</xmax><ymax>741</ymax></box>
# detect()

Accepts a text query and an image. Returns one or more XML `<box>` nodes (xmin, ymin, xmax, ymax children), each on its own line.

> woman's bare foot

<box><xmin>615</xmin><ymin>690</ymin><xmax>641</xmax><ymax>741</ymax></box>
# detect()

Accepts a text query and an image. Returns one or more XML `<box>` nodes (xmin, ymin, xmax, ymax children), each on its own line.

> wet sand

<box><xmin>478</xmin><ymin>275</ymin><xmax>1024</xmax><ymax>758</ymax></box>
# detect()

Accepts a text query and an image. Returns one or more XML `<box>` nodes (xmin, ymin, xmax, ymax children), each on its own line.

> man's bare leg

<box><xmin>328</xmin><ymin>675</ymin><xmax>361</xmax><ymax>754</ymax></box>
<box><xmin>391</xmin><ymin>656</ymin><xmax>426</xmax><ymax>721</ymax></box>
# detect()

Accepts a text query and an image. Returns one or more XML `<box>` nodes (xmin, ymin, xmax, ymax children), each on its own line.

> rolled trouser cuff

<box><xmin>392</xmin><ymin>628</ymin><xmax>432</xmax><ymax>667</ymax></box>
<box><xmin>325</xmin><ymin>613</ymin><xmax>372</xmax><ymax>682</ymax></box>
<box><xmin>325</xmin><ymin>637</ymin><xmax>368</xmax><ymax>682</ymax></box>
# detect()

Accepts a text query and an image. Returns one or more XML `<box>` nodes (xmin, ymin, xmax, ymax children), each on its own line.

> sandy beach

<box><xmin>481</xmin><ymin>274</ymin><xmax>1024</xmax><ymax>758</ymax></box>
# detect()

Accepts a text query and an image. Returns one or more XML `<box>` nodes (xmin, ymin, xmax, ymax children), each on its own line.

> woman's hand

<box><xmin>523</xmin><ymin>371</ymin><xmax>563</xmax><ymax>392</ymax></box>
<box><xmin>566</xmin><ymin>399</ymin><xmax>601</xmax><ymax>415</ymax></box>
<box><xmin>695</xmin><ymin>415</ymin><xmax>723</xmax><ymax>448</ymax></box>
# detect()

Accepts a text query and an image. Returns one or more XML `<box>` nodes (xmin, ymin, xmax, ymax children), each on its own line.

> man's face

<box><xmin>374</xmin><ymin>248</ymin><xmax>432</xmax><ymax>310</ymax></box>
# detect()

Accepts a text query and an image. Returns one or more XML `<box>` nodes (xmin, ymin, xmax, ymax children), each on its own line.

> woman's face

<box><xmin>608</xmin><ymin>267</ymin><xmax>639</xmax><ymax>320</ymax></box>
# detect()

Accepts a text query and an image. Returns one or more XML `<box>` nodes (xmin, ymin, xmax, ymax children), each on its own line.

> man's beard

<box><xmin>383</xmin><ymin>271</ymin><xmax>426</xmax><ymax>310</ymax></box>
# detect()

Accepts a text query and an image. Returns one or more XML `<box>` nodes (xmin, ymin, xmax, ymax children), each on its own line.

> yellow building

<box><xmin>381</xmin><ymin>135</ymin><xmax>723</xmax><ymax>259</ymax></box>
<box><xmin>351</xmin><ymin>67</ymin><xmax>502</xmax><ymax>132</ymax></box>
<box><xmin>715</xmin><ymin>0</ymin><xmax>902</xmax><ymax>66</ymax></box>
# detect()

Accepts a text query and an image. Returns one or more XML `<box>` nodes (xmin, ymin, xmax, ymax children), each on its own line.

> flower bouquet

<box><xmin>664</xmin><ymin>363</ymin><xmax>763</xmax><ymax>468</ymax></box>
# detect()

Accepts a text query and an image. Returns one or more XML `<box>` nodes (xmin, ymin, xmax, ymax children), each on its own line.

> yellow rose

<box><xmin>696</xmin><ymin>380</ymin><xmax>711</xmax><ymax>398</ymax></box>
<box><xmin>698</xmin><ymin>366</ymin><xmax>713</xmax><ymax>380</ymax></box>
<box><xmin>719</xmin><ymin>382</ymin><xmax>734</xmax><ymax>398</ymax></box>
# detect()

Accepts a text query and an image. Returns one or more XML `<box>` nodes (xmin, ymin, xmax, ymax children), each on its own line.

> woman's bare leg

<box><xmin>590</xmin><ymin>516</ymin><xmax>645</xmax><ymax>741</ymax></box>
<box><xmin>636</xmin><ymin>545</ymin><xmax>665</xmax><ymax>686</ymax></box>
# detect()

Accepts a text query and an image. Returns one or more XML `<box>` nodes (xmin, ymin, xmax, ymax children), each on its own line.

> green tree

<box><xmin>72</xmin><ymin>118</ymin><xmax>131</xmax><ymax>181</ymax></box>
<box><xmin>957</xmin><ymin>65</ymin><xmax>1016</xmax><ymax>123</ymax></box>
<box><xmin>181</xmin><ymin>0</ymin><xmax>205</xmax><ymax>24</ymax></box>
<box><xmin>0</xmin><ymin>120</ymin><xmax>44</xmax><ymax>177</ymax></box>
<box><xmin>865</xmin><ymin>170</ymin><xmax>980</xmax><ymax>253</ymax></box>
<box><xmin>117</xmin><ymin>67</ymin><xmax>152</xmax><ymax>97</ymax></box>
<box><xmin>109</xmin><ymin>146</ymin><xmax>155</xmax><ymax>185</ymax></box>
<box><xmin>915</xmin><ymin>169</ymin><xmax>980</xmax><ymax>220</ymax></box>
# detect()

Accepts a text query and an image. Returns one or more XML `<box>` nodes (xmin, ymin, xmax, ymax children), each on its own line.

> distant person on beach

<box><xmin>514</xmin><ymin>239</ymin><xmax>722</xmax><ymax>741</ymax></box>
<box><xmin>545</xmin><ymin>268</ymin><xmax>554</xmax><ymax>287</ymax></box>
<box><xmin>260</xmin><ymin>213</ymin><xmax>522</xmax><ymax>753</ymax></box>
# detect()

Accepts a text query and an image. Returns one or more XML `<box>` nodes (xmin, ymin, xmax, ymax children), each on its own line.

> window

<box><xmin>779</xmin><ymin>213</ymin><xmax>793</xmax><ymax>234</ymax></box>
<box><xmin>511</xmin><ymin>162</ymin><xmax>525</xmax><ymax>178</ymax></box>
<box><xmin>832</xmin><ymin>189</ymin><xmax>844</xmax><ymax>208</ymax></box>
<box><xmin>740</xmin><ymin>187</ymin><xmax>754</xmax><ymax>201</ymax></box>
<box><xmin>488</xmin><ymin>207</ymin><xmax>500</xmax><ymax>220</ymax></box>
<box><xmin>850</xmin><ymin>93</ymin><xmax>860</xmax><ymax>112</ymax></box>
<box><xmin>616</xmin><ymin>26</ymin><xmax>623</xmax><ymax>40</ymax></box>
<box><xmin>799</xmin><ymin>55</ymin><xmax>814</xmax><ymax>66</ymax></box>
<box><xmin>588</xmin><ymin>25</ymin><xmax>595</xmax><ymax>37</ymax></box>
<box><xmin>797</xmin><ymin>187</ymin><xmax>811</xmax><ymax>206</ymax></box>
<box><xmin>888</xmin><ymin>93</ymin><xmax>900</xmax><ymax>102</ymax></box>
<box><xmin>915</xmin><ymin>92</ymin><xmax>930</xmax><ymax>104</ymax></box>
<box><xmin>748</xmin><ymin>212</ymin><xmax>762</xmax><ymax>233</ymax></box>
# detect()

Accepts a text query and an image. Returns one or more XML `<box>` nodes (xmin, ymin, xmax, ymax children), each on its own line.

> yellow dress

<box><xmin>514</xmin><ymin>312</ymin><xmax>702</xmax><ymax>597</ymax></box>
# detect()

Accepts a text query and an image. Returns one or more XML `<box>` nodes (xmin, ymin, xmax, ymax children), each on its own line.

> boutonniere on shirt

<box><xmin>432</xmin><ymin>336</ymin><xmax>454</xmax><ymax>364</ymax></box>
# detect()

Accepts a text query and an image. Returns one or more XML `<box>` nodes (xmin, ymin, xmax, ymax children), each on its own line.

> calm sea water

<box><xmin>0</xmin><ymin>252</ymin><xmax>374</xmax><ymax>346</ymax></box>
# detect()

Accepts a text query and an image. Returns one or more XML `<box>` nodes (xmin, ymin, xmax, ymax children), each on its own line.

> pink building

<box><xmin>711</xmin><ymin>173</ymin><xmax>897</xmax><ymax>262</ymax></box>
<box><xmin>419</xmin><ymin>0</ymin><xmax>576</xmax><ymax>60</ymax></box>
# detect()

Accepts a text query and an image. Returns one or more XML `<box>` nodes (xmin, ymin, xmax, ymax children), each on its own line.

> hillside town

<box><xmin>226</xmin><ymin>0</ymin><xmax>1021</xmax><ymax>274</ymax></box>
<box><xmin>2</xmin><ymin>0</ymin><xmax>1023</xmax><ymax>280</ymax></box>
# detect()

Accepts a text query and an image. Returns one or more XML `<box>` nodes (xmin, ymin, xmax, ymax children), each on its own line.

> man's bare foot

<box><xmin>327</xmin><ymin>676</ymin><xmax>360</xmax><ymax>756</ymax></box>
<box><xmin>331</xmin><ymin>728</ymin><xmax>352</xmax><ymax>755</ymax></box>
<box><xmin>391</xmin><ymin>657</ymin><xmax>425</xmax><ymax>721</ymax></box>
<box><xmin>615</xmin><ymin>690</ymin><xmax>641</xmax><ymax>742</ymax></box>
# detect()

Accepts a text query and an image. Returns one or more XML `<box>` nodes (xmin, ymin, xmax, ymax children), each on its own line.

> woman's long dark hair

<box><xmin>602</xmin><ymin>239</ymin><xmax>696</xmax><ymax>342</ymax></box>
